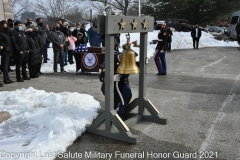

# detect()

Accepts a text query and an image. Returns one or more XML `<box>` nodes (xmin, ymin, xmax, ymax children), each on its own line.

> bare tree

<box><xmin>64</xmin><ymin>6</ymin><xmax>90</xmax><ymax>23</ymax></box>
<box><xmin>32</xmin><ymin>0</ymin><xmax>83</xmax><ymax>19</ymax></box>
<box><xmin>12</xmin><ymin>0</ymin><xmax>32</xmax><ymax>19</ymax></box>
<box><xmin>89</xmin><ymin>0</ymin><xmax>143</xmax><ymax>15</ymax></box>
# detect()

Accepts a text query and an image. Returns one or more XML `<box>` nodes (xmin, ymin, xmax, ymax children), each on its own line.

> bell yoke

<box><xmin>86</xmin><ymin>15</ymin><xmax>167</xmax><ymax>144</ymax></box>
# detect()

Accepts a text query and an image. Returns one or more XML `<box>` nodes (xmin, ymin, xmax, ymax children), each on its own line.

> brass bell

<box><xmin>116</xmin><ymin>34</ymin><xmax>140</xmax><ymax>74</ymax></box>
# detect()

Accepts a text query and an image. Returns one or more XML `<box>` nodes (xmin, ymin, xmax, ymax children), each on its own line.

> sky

<box><xmin>0</xmin><ymin>30</ymin><xmax>239</xmax><ymax>160</ymax></box>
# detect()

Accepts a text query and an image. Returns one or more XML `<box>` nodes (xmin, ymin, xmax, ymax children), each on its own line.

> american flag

<box><xmin>74</xmin><ymin>44</ymin><xmax>88</xmax><ymax>52</ymax></box>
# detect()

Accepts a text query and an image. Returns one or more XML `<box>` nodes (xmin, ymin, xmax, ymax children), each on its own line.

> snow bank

<box><xmin>0</xmin><ymin>87</ymin><xmax>100</xmax><ymax>160</ymax></box>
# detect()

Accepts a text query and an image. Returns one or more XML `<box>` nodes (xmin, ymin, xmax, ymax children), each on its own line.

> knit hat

<box><xmin>14</xmin><ymin>21</ymin><xmax>22</xmax><ymax>26</ymax></box>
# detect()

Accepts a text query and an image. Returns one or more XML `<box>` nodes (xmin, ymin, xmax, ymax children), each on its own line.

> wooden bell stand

<box><xmin>86</xmin><ymin>15</ymin><xmax>167</xmax><ymax>143</ymax></box>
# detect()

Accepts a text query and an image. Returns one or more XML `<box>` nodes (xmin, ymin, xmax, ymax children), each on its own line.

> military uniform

<box><xmin>11</xmin><ymin>28</ymin><xmax>29</xmax><ymax>82</ymax></box>
<box><xmin>155</xmin><ymin>27</ymin><xmax>167</xmax><ymax>75</ymax></box>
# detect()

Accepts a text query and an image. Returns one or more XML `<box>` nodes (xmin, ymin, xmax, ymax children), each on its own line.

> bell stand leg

<box><xmin>124</xmin><ymin>32</ymin><xmax>167</xmax><ymax>127</ymax></box>
<box><xmin>86</xmin><ymin>34</ymin><xmax>138</xmax><ymax>144</ymax></box>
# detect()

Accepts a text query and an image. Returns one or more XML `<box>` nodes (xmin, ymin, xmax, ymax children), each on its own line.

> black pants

<box><xmin>1</xmin><ymin>55</ymin><xmax>11</xmax><ymax>83</ymax></box>
<box><xmin>68</xmin><ymin>50</ymin><xmax>74</xmax><ymax>64</ymax></box>
<box><xmin>43</xmin><ymin>44</ymin><xmax>48</xmax><ymax>63</ymax></box>
<box><xmin>192</xmin><ymin>37</ymin><xmax>200</xmax><ymax>49</ymax></box>
<box><xmin>167</xmin><ymin>40</ymin><xmax>171</xmax><ymax>50</ymax></box>
<box><xmin>237</xmin><ymin>32</ymin><xmax>240</xmax><ymax>44</ymax></box>
<box><xmin>29</xmin><ymin>65</ymin><xmax>37</xmax><ymax>78</ymax></box>
<box><xmin>16</xmin><ymin>53</ymin><xmax>29</xmax><ymax>79</ymax></box>
<box><xmin>53</xmin><ymin>49</ymin><xmax>64</xmax><ymax>72</ymax></box>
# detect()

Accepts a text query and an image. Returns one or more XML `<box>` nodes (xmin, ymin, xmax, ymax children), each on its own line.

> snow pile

<box><xmin>0</xmin><ymin>87</ymin><xmax>100</xmax><ymax>160</ymax></box>
<box><xmin>119</xmin><ymin>31</ymin><xmax>238</xmax><ymax>60</ymax></box>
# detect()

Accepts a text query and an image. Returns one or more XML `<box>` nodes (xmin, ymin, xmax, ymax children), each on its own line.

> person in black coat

<box><xmin>25</xmin><ymin>28</ymin><xmax>40</xmax><ymax>78</ymax></box>
<box><xmin>166</xmin><ymin>27</ymin><xmax>173</xmax><ymax>51</ymax></box>
<box><xmin>11</xmin><ymin>21</ymin><xmax>30</xmax><ymax>82</ymax></box>
<box><xmin>0</xmin><ymin>20</ymin><xmax>14</xmax><ymax>85</ymax></box>
<box><xmin>72</xmin><ymin>23</ymin><xmax>81</xmax><ymax>38</ymax></box>
<box><xmin>191</xmin><ymin>24</ymin><xmax>202</xmax><ymax>49</ymax></box>
<box><xmin>79</xmin><ymin>23</ymin><xmax>88</xmax><ymax>44</ymax></box>
<box><xmin>236</xmin><ymin>21</ymin><xmax>240</xmax><ymax>44</ymax></box>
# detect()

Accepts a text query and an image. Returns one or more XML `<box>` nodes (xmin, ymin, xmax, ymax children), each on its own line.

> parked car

<box><xmin>165</xmin><ymin>19</ymin><xmax>192</xmax><ymax>32</ymax></box>
<box><xmin>207</xmin><ymin>26</ymin><xmax>222</xmax><ymax>33</ymax></box>
<box><xmin>228</xmin><ymin>10</ymin><xmax>240</xmax><ymax>39</ymax></box>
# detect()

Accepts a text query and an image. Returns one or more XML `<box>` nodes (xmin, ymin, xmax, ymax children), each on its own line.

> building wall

<box><xmin>0</xmin><ymin>0</ymin><xmax>13</xmax><ymax>20</ymax></box>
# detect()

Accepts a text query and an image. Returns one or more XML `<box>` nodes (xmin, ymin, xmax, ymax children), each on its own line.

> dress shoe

<box><xmin>54</xmin><ymin>71</ymin><xmax>58</xmax><ymax>74</ymax></box>
<box><xmin>0</xmin><ymin>83</ymin><xmax>3</xmax><ymax>87</ymax></box>
<box><xmin>4</xmin><ymin>80</ymin><xmax>14</xmax><ymax>84</ymax></box>
<box><xmin>156</xmin><ymin>73</ymin><xmax>166</xmax><ymax>75</ymax></box>
<box><xmin>35</xmin><ymin>75</ymin><xmax>39</xmax><ymax>78</ymax></box>
<box><xmin>61</xmin><ymin>69</ymin><xmax>67</xmax><ymax>73</ymax></box>
<box><xmin>23</xmin><ymin>76</ymin><xmax>30</xmax><ymax>80</ymax></box>
<box><xmin>17</xmin><ymin>78</ymin><xmax>24</xmax><ymax>82</ymax></box>
<box><xmin>47</xmin><ymin>58</ymin><xmax>50</xmax><ymax>60</ymax></box>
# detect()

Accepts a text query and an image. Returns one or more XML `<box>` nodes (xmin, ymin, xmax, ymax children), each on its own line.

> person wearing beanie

<box><xmin>0</xmin><ymin>20</ymin><xmax>14</xmax><ymax>86</ymax></box>
<box><xmin>11</xmin><ymin>21</ymin><xmax>30</xmax><ymax>82</ymax></box>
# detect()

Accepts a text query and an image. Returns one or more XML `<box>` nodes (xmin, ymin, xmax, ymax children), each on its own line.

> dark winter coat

<box><xmin>36</xmin><ymin>24</ymin><xmax>48</xmax><ymax>48</ymax></box>
<box><xmin>80</xmin><ymin>28</ymin><xmax>88</xmax><ymax>44</ymax></box>
<box><xmin>64</xmin><ymin>40</ymin><xmax>69</xmax><ymax>52</ymax></box>
<box><xmin>156</xmin><ymin>28</ymin><xmax>167</xmax><ymax>51</ymax></box>
<box><xmin>87</xmin><ymin>27</ymin><xmax>102</xmax><ymax>46</ymax></box>
<box><xmin>72</xmin><ymin>29</ymin><xmax>81</xmax><ymax>38</ymax></box>
<box><xmin>191</xmin><ymin>27</ymin><xmax>202</xmax><ymax>38</ymax></box>
<box><xmin>0</xmin><ymin>31</ymin><xmax>12</xmax><ymax>56</ymax></box>
<box><xmin>11</xmin><ymin>29</ymin><xmax>29</xmax><ymax>54</ymax></box>
<box><xmin>167</xmin><ymin>29</ymin><xmax>173</xmax><ymax>42</ymax></box>
<box><xmin>51</xmin><ymin>31</ymin><xmax>65</xmax><ymax>51</ymax></box>
<box><xmin>32</xmin><ymin>32</ymin><xmax>42</xmax><ymax>64</ymax></box>
<box><xmin>75</xmin><ymin>38</ymin><xmax>85</xmax><ymax>47</ymax></box>
<box><xmin>26</xmin><ymin>33</ymin><xmax>41</xmax><ymax>66</ymax></box>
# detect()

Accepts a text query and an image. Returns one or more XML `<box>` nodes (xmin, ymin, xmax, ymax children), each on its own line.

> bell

<box><xmin>116</xmin><ymin>34</ymin><xmax>140</xmax><ymax>74</ymax></box>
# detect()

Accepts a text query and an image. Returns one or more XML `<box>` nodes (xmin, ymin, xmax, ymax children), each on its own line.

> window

<box><xmin>173</xmin><ymin>21</ymin><xmax>179</xmax><ymax>24</ymax></box>
<box><xmin>230</xmin><ymin>16</ymin><xmax>239</xmax><ymax>24</ymax></box>
<box><xmin>168</xmin><ymin>20</ymin><xmax>173</xmax><ymax>24</ymax></box>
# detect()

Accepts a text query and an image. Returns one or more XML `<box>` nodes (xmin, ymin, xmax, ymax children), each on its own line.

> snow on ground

<box><xmin>0</xmin><ymin>30</ymin><xmax>239</xmax><ymax>160</ymax></box>
<box><xmin>0</xmin><ymin>87</ymin><xmax>100</xmax><ymax>160</ymax></box>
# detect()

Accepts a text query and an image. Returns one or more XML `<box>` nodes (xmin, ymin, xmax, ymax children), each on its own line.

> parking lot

<box><xmin>1</xmin><ymin>46</ymin><xmax>240</xmax><ymax>160</ymax></box>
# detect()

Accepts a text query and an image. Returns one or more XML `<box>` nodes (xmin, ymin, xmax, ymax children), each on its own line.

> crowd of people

<box><xmin>0</xmin><ymin>17</ymin><xmax>115</xmax><ymax>87</ymax></box>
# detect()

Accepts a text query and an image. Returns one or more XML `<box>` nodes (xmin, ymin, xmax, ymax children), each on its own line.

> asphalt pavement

<box><xmin>0</xmin><ymin>46</ymin><xmax>240</xmax><ymax>160</ymax></box>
